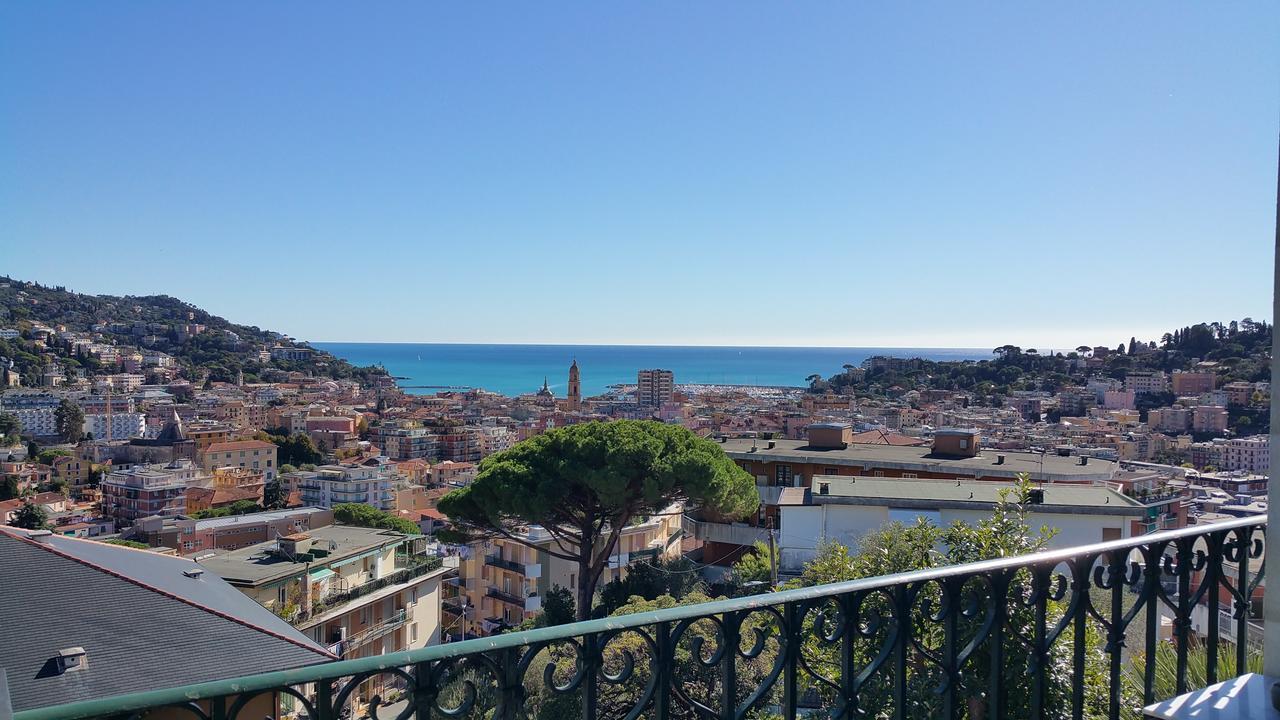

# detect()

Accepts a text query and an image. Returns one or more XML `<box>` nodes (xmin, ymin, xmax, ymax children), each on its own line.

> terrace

<box><xmin>14</xmin><ymin>515</ymin><xmax>1268</xmax><ymax>720</ymax></box>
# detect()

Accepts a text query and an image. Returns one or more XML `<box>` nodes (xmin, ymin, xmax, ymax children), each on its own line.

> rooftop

<box><xmin>804</xmin><ymin>474</ymin><xmax>1142</xmax><ymax>513</ymax></box>
<box><xmin>721</xmin><ymin>437</ymin><xmax>1117</xmax><ymax>481</ymax></box>
<box><xmin>195</xmin><ymin>524</ymin><xmax>411</xmax><ymax>586</ymax></box>
<box><xmin>0</xmin><ymin>528</ymin><xmax>331</xmax><ymax>712</ymax></box>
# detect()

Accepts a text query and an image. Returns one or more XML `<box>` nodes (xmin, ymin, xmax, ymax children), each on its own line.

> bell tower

<box><xmin>567</xmin><ymin>359</ymin><xmax>581</xmax><ymax>410</ymax></box>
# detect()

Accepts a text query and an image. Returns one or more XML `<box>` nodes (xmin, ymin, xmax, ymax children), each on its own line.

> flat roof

<box><xmin>807</xmin><ymin>475</ymin><xmax>1143</xmax><ymax>514</ymax></box>
<box><xmin>197</xmin><ymin>524</ymin><xmax>409</xmax><ymax>586</ymax></box>
<box><xmin>722</xmin><ymin>438</ymin><xmax>1116</xmax><ymax>481</ymax></box>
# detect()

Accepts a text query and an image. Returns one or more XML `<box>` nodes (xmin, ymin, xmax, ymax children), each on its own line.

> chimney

<box><xmin>767</xmin><ymin>440</ymin><xmax>776</xmax><ymax>450</ymax></box>
<box><xmin>56</xmin><ymin>647</ymin><xmax>87</xmax><ymax>674</ymax></box>
<box><xmin>1079</xmin><ymin>456</ymin><xmax>1089</xmax><ymax>466</ymax></box>
<box><xmin>995</xmin><ymin>454</ymin><xmax>1006</xmax><ymax>465</ymax></box>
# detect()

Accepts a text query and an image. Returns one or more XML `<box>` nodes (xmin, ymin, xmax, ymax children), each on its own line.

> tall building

<box><xmin>637</xmin><ymin>368</ymin><xmax>674</xmax><ymax>407</ymax></box>
<box><xmin>567</xmin><ymin>359</ymin><xmax>581</xmax><ymax>409</ymax></box>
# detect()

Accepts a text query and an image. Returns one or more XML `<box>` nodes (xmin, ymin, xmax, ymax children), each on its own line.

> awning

<box><xmin>308</xmin><ymin>567</ymin><xmax>335</xmax><ymax>581</ymax></box>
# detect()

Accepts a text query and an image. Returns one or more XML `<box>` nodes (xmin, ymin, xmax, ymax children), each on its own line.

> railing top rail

<box><xmin>14</xmin><ymin>515</ymin><xmax>1265</xmax><ymax>720</ymax></box>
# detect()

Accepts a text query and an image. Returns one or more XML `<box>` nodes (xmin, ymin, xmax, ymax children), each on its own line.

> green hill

<box><xmin>0</xmin><ymin>276</ymin><xmax>385</xmax><ymax>386</ymax></box>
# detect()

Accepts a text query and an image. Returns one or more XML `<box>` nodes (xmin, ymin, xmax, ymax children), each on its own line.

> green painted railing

<box><xmin>14</xmin><ymin>515</ymin><xmax>1267</xmax><ymax>720</ymax></box>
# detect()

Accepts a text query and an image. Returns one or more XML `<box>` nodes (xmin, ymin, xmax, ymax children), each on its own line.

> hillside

<box><xmin>0</xmin><ymin>277</ymin><xmax>385</xmax><ymax>386</ymax></box>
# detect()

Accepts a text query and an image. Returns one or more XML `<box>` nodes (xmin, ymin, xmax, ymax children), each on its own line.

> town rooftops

<box><xmin>806</xmin><ymin>475</ymin><xmax>1143</xmax><ymax>514</ymax></box>
<box><xmin>721</xmin><ymin>437</ymin><xmax>1116</xmax><ymax>481</ymax></box>
<box><xmin>195</xmin><ymin>524</ymin><xmax>411</xmax><ymax>587</ymax></box>
<box><xmin>0</xmin><ymin>527</ymin><xmax>332</xmax><ymax>712</ymax></box>
<box><xmin>205</xmin><ymin>439</ymin><xmax>276</xmax><ymax>452</ymax></box>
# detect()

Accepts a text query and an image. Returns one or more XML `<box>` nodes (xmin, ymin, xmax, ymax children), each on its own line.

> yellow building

<box><xmin>453</xmin><ymin>503</ymin><xmax>684</xmax><ymax>635</ymax></box>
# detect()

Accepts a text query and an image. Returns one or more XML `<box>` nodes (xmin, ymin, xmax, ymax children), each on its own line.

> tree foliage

<box><xmin>332</xmin><ymin>502</ymin><xmax>421</xmax><ymax>535</ymax></box>
<box><xmin>597</xmin><ymin>556</ymin><xmax>705</xmax><ymax>616</ymax></box>
<box><xmin>54</xmin><ymin>399</ymin><xmax>84</xmax><ymax>443</ymax></box>
<box><xmin>11</xmin><ymin>501</ymin><xmax>49</xmax><ymax>530</ymax></box>
<box><xmin>188</xmin><ymin>499</ymin><xmax>262</xmax><ymax>519</ymax></box>
<box><xmin>439</xmin><ymin>420</ymin><xmax>758</xmax><ymax>620</ymax></box>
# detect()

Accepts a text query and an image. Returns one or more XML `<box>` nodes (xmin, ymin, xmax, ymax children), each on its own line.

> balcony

<box><xmin>485</xmin><ymin>586</ymin><xmax>528</xmax><ymax>607</ymax></box>
<box><xmin>682</xmin><ymin>516</ymin><xmax>771</xmax><ymax>545</ymax></box>
<box><xmin>14</xmin><ymin>516</ymin><xmax>1267</xmax><ymax>720</ymax></box>
<box><xmin>342</xmin><ymin>609</ymin><xmax>407</xmax><ymax>650</ymax></box>
<box><xmin>484</xmin><ymin>554</ymin><xmax>526</xmax><ymax>574</ymax></box>
<box><xmin>309</xmin><ymin>556</ymin><xmax>444</xmax><ymax>617</ymax></box>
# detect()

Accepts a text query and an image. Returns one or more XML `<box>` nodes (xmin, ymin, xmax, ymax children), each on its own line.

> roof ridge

<box><xmin>0</xmin><ymin>528</ymin><xmax>336</xmax><ymax>661</ymax></box>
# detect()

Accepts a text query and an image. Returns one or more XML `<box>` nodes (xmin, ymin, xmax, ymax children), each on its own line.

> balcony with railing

<box><xmin>13</xmin><ymin>515</ymin><xmax>1267</xmax><ymax>720</ymax></box>
<box><xmin>484</xmin><ymin>554</ymin><xmax>526</xmax><ymax>575</ymax></box>
<box><xmin>485</xmin><ymin>586</ymin><xmax>528</xmax><ymax>607</ymax></box>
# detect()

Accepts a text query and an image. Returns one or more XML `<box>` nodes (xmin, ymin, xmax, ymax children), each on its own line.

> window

<box><xmin>410</xmin><ymin>623</ymin><xmax>418</xmax><ymax>642</ymax></box>
<box><xmin>774</xmin><ymin>465</ymin><xmax>792</xmax><ymax>485</ymax></box>
<box><xmin>902</xmin><ymin>473</ymin><xmax>917</xmax><ymax>479</ymax></box>
<box><xmin>825</xmin><ymin>467</ymin><xmax>839</xmax><ymax>475</ymax></box>
<box><xmin>873</xmin><ymin>470</ymin><xmax>885</xmax><ymax>477</ymax></box>
<box><xmin>360</xmin><ymin>607</ymin><xmax>371</xmax><ymax>625</ymax></box>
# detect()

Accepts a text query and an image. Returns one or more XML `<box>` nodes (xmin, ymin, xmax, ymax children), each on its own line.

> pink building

<box><xmin>1102</xmin><ymin>390</ymin><xmax>1136</xmax><ymax>410</ymax></box>
<box><xmin>306</xmin><ymin>416</ymin><xmax>357</xmax><ymax>434</ymax></box>
<box><xmin>1172</xmin><ymin>371</ymin><xmax>1217</xmax><ymax>396</ymax></box>
<box><xmin>1191</xmin><ymin>406</ymin><xmax>1228</xmax><ymax>434</ymax></box>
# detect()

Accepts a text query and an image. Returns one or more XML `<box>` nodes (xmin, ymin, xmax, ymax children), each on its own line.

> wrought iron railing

<box><xmin>484</xmin><ymin>554</ymin><xmax>526</xmax><ymax>574</ymax></box>
<box><xmin>14</xmin><ymin>516</ymin><xmax>1266</xmax><ymax>720</ymax></box>
<box><xmin>486</xmin><ymin>586</ymin><xmax>528</xmax><ymax>607</ymax></box>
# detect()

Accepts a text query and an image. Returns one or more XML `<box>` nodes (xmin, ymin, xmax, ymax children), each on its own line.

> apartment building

<box><xmin>1124</xmin><ymin>371</ymin><xmax>1169</xmax><ymax>396</ymax></box>
<box><xmin>289</xmin><ymin>458</ymin><xmax>396</xmax><ymax>511</ymax></box>
<box><xmin>776</xmin><ymin>476</ymin><xmax>1150</xmax><ymax>573</ymax></box>
<box><xmin>378</xmin><ymin>425</ymin><xmax>439</xmax><ymax>461</ymax></box>
<box><xmin>201</xmin><ymin>439</ymin><xmax>278</xmax><ymax>481</ymax></box>
<box><xmin>1172</xmin><ymin>371</ymin><xmax>1216</xmax><ymax>396</ymax></box>
<box><xmin>1191</xmin><ymin>406</ymin><xmax>1229</xmax><ymax>434</ymax></box>
<box><xmin>693</xmin><ymin>424</ymin><xmax>1118</xmax><ymax>564</ymax></box>
<box><xmin>185</xmin><ymin>422</ymin><xmax>234</xmax><ymax>452</ymax></box>
<box><xmin>455</xmin><ymin>506</ymin><xmax>684</xmax><ymax>635</ymax></box>
<box><xmin>83</xmin><ymin>412</ymin><xmax>147</xmax><ymax>441</ymax></box>
<box><xmin>637</xmin><ymin>369</ymin><xmax>675</xmax><ymax>407</ymax></box>
<box><xmin>1222</xmin><ymin>435</ymin><xmax>1269</xmax><ymax>474</ymax></box>
<box><xmin>100</xmin><ymin>460</ymin><xmax>199</xmax><ymax>526</ymax></box>
<box><xmin>198</xmin><ymin>525</ymin><xmax>448</xmax><ymax>664</ymax></box>
<box><xmin>1147</xmin><ymin>407</ymin><xmax>1191</xmax><ymax>433</ymax></box>
<box><xmin>1223</xmin><ymin>382</ymin><xmax>1257</xmax><ymax>407</ymax></box>
<box><xmin>185</xmin><ymin>466</ymin><xmax>267</xmax><ymax>514</ymax></box>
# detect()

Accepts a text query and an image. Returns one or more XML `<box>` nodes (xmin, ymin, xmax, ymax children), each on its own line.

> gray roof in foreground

<box><xmin>0</xmin><ymin>528</ymin><xmax>332</xmax><ymax>713</ymax></box>
<box><xmin>722</xmin><ymin>438</ymin><xmax>1117</xmax><ymax>481</ymax></box>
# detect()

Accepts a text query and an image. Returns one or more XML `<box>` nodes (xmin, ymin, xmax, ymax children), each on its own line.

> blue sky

<box><xmin>2</xmin><ymin>4</ymin><xmax>1277</xmax><ymax>349</ymax></box>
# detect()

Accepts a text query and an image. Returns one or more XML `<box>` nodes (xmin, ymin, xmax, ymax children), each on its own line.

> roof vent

<box><xmin>57</xmin><ymin>647</ymin><xmax>87</xmax><ymax>674</ymax></box>
<box><xmin>28</xmin><ymin>529</ymin><xmax>53</xmax><ymax>542</ymax></box>
<box><xmin>1079</xmin><ymin>456</ymin><xmax>1089</xmax><ymax>466</ymax></box>
<box><xmin>767</xmin><ymin>440</ymin><xmax>776</xmax><ymax>449</ymax></box>
<box><xmin>995</xmin><ymin>454</ymin><xmax>1006</xmax><ymax>465</ymax></box>
<box><xmin>182</xmin><ymin>567</ymin><xmax>204</xmax><ymax>579</ymax></box>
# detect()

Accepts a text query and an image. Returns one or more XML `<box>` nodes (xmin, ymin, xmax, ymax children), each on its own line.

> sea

<box><xmin>314</xmin><ymin>343</ymin><xmax>990</xmax><ymax>397</ymax></box>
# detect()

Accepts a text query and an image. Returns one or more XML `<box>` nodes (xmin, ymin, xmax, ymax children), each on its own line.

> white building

<box><xmin>289</xmin><ymin>460</ymin><xmax>396</xmax><ymax>511</ymax></box>
<box><xmin>1223</xmin><ymin>435</ymin><xmax>1269</xmax><ymax>474</ymax></box>
<box><xmin>11</xmin><ymin>408</ymin><xmax>57</xmax><ymax>437</ymax></box>
<box><xmin>83</xmin><ymin>412</ymin><xmax>147</xmax><ymax>441</ymax></box>
<box><xmin>1124</xmin><ymin>372</ymin><xmax>1169</xmax><ymax>396</ymax></box>
<box><xmin>776</xmin><ymin>475</ymin><xmax>1148</xmax><ymax>573</ymax></box>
